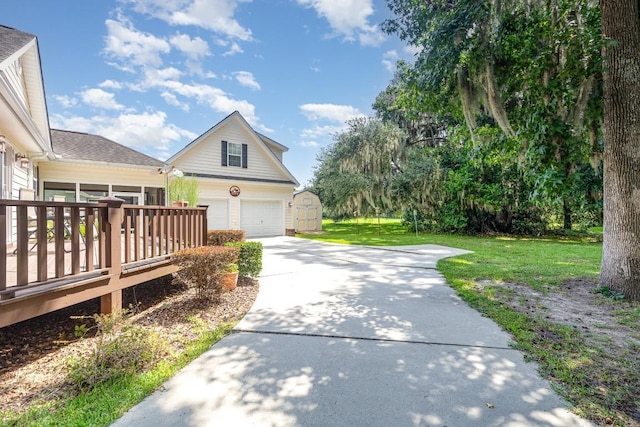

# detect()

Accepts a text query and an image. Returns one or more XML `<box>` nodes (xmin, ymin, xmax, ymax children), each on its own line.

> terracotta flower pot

<box><xmin>222</xmin><ymin>272</ymin><xmax>239</xmax><ymax>290</ymax></box>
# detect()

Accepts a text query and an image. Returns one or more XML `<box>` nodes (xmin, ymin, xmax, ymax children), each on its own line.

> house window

<box><xmin>228</xmin><ymin>142</ymin><xmax>242</xmax><ymax>167</ymax></box>
<box><xmin>221</xmin><ymin>141</ymin><xmax>248</xmax><ymax>168</ymax></box>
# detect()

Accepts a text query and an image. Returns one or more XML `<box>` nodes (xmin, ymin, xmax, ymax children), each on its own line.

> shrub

<box><xmin>66</xmin><ymin>311</ymin><xmax>166</xmax><ymax>392</ymax></box>
<box><xmin>225</xmin><ymin>241</ymin><xmax>263</xmax><ymax>278</ymax></box>
<box><xmin>207</xmin><ymin>229</ymin><xmax>245</xmax><ymax>246</ymax></box>
<box><xmin>172</xmin><ymin>245</ymin><xmax>239</xmax><ymax>299</ymax></box>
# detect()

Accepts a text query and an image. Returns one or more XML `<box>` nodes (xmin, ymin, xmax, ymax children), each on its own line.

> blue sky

<box><xmin>3</xmin><ymin>0</ymin><xmax>415</xmax><ymax>187</ymax></box>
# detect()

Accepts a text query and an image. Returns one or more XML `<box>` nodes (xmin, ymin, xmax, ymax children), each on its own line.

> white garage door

<box><xmin>200</xmin><ymin>199</ymin><xmax>229</xmax><ymax>230</ymax></box>
<box><xmin>241</xmin><ymin>200</ymin><xmax>283</xmax><ymax>237</ymax></box>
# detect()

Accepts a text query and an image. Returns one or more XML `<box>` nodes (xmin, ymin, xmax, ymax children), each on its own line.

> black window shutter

<box><xmin>221</xmin><ymin>140</ymin><xmax>228</xmax><ymax>166</ymax></box>
<box><xmin>242</xmin><ymin>143</ymin><xmax>248</xmax><ymax>168</ymax></box>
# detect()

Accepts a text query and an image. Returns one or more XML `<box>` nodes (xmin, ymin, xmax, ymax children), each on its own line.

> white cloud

<box><xmin>299</xmin><ymin>103</ymin><xmax>364</xmax><ymax>123</ymax></box>
<box><xmin>136</xmin><ymin>67</ymin><xmax>184</xmax><ymax>90</ymax></box>
<box><xmin>404</xmin><ymin>44</ymin><xmax>422</xmax><ymax>56</ymax></box>
<box><xmin>80</xmin><ymin>88</ymin><xmax>125</xmax><ymax>110</ymax></box>
<box><xmin>123</xmin><ymin>0</ymin><xmax>253</xmax><ymax>41</ymax></box>
<box><xmin>301</xmin><ymin>124</ymin><xmax>344</xmax><ymax>139</ymax></box>
<box><xmin>99</xmin><ymin>80</ymin><xmax>123</xmax><ymax>90</ymax></box>
<box><xmin>45</xmin><ymin>3</ymin><xmax>274</xmax><ymax>160</ymax></box>
<box><xmin>104</xmin><ymin>16</ymin><xmax>171</xmax><ymax>70</ymax></box>
<box><xmin>300</xmin><ymin>140</ymin><xmax>320</xmax><ymax>148</ymax></box>
<box><xmin>296</xmin><ymin>0</ymin><xmax>384</xmax><ymax>46</ymax></box>
<box><xmin>233</xmin><ymin>71</ymin><xmax>260</xmax><ymax>90</ymax></box>
<box><xmin>169</xmin><ymin>33</ymin><xmax>210</xmax><ymax>60</ymax></box>
<box><xmin>146</xmin><ymin>79</ymin><xmax>259</xmax><ymax>124</ymax></box>
<box><xmin>309</xmin><ymin>58</ymin><xmax>321</xmax><ymax>72</ymax></box>
<box><xmin>50</xmin><ymin>110</ymin><xmax>197</xmax><ymax>159</ymax></box>
<box><xmin>49</xmin><ymin>114</ymin><xmax>94</xmax><ymax>133</ymax></box>
<box><xmin>223</xmin><ymin>42</ymin><xmax>244</xmax><ymax>56</ymax></box>
<box><xmin>161</xmin><ymin>91</ymin><xmax>190</xmax><ymax>111</ymax></box>
<box><xmin>254</xmin><ymin>123</ymin><xmax>274</xmax><ymax>134</ymax></box>
<box><xmin>54</xmin><ymin>95</ymin><xmax>78</xmax><ymax>108</ymax></box>
<box><xmin>382</xmin><ymin>50</ymin><xmax>399</xmax><ymax>72</ymax></box>
<box><xmin>358</xmin><ymin>29</ymin><xmax>386</xmax><ymax>47</ymax></box>
<box><xmin>121</xmin><ymin>62</ymin><xmax>265</xmax><ymax>128</ymax></box>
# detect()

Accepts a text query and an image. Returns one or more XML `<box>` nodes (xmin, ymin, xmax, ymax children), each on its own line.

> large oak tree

<box><xmin>600</xmin><ymin>0</ymin><xmax>640</xmax><ymax>300</ymax></box>
<box><xmin>383</xmin><ymin>0</ymin><xmax>602</xmax><ymax>230</ymax></box>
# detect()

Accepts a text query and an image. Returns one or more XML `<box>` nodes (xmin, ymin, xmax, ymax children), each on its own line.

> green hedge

<box><xmin>225</xmin><ymin>241</ymin><xmax>263</xmax><ymax>278</ymax></box>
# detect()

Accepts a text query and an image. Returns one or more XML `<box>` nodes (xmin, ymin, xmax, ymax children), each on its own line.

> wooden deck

<box><xmin>0</xmin><ymin>199</ymin><xmax>208</xmax><ymax>327</ymax></box>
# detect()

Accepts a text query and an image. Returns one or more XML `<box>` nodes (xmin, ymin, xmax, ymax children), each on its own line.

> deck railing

<box><xmin>0</xmin><ymin>197</ymin><xmax>208</xmax><ymax>327</ymax></box>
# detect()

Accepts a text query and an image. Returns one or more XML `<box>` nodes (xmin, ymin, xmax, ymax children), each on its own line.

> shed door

<box><xmin>240</xmin><ymin>200</ymin><xmax>283</xmax><ymax>237</ymax></box>
<box><xmin>200</xmin><ymin>199</ymin><xmax>229</xmax><ymax>230</ymax></box>
<box><xmin>296</xmin><ymin>206</ymin><xmax>318</xmax><ymax>231</ymax></box>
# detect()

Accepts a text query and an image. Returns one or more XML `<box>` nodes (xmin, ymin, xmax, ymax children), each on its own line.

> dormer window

<box><xmin>228</xmin><ymin>142</ymin><xmax>242</xmax><ymax>167</ymax></box>
<box><xmin>221</xmin><ymin>140</ymin><xmax>248</xmax><ymax>168</ymax></box>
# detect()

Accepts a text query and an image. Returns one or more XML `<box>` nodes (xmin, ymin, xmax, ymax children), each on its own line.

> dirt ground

<box><xmin>489</xmin><ymin>278</ymin><xmax>640</xmax><ymax>425</ymax></box>
<box><xmin>491</xmin><ymin>278</ymin><xmax>640</xmax><ymax>349</ymax></box>
<box><xmin>0</xmin><ymin>275</ymin><xmax>258</xmax><ymax>416</ymax></box>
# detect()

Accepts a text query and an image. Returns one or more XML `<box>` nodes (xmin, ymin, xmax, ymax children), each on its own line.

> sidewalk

<box><xmin>111</xmin><ymin>237</ymin><xmax>592</xmax><ymax>426</ymax></box>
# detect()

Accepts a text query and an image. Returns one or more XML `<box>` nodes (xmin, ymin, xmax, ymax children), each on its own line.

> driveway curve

<box><xmin>112</xmin><ymin>237</ymin><xmax>592</xmax><ymax>427</ymax></box>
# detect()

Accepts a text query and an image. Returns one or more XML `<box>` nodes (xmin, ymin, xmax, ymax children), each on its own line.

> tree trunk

<box><xmin>600</xmin><ymin>0</ymin><xmax>640</xmax><ymax>300</ymax></box>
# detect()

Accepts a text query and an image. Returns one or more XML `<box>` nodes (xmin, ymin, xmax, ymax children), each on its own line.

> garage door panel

<box><xmin>241</xmin><ymin>200</ymin><xmax>283</xmax><ymax>237</ymax></box>
<box><xmin>201</xmin><ymin>199</ymin><xmax>229</xmax><ymax>230</ymax></box>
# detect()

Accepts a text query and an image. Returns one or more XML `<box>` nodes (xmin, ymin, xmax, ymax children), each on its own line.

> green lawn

<box><xmin>303</xmin><ymin>217</ymin><xmax>602</xmax><ymax>289</ymax></box>
<box><xmin>299</xmin><ymin>218</ymin><xmax>640</xmax><ymax>427</ymax></box>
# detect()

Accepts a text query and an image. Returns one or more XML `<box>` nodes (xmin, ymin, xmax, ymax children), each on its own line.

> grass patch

<box><xmin>305</xmin><ymin>218</ymin><xmax>602</xmax><ymax>289</ymax></box>
<box><xmin>1</xmin><ymin>324</ymin><xmax>233</xmax><ymax>427</ymax></box>
<box><xmin>300</xmin><ymin>219</ymin><xmax>640</xmax><ymax>426</ymax></box>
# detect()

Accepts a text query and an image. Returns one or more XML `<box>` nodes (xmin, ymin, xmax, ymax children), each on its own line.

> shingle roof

<box><xmin>51</xmin><ymin>129</ymin><xmax>165</xmax><ymax>167</ymax></box>
<box><xmin>0</xmin><ymin>25</ymin><xmax>35</xmax><ymax>64</ymax></box>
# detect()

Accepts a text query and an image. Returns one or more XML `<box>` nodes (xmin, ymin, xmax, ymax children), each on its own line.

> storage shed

<box><xmin>292</xmin><ymin>190</ymin><xmax>323</xmax><ymax>232</ymax></box>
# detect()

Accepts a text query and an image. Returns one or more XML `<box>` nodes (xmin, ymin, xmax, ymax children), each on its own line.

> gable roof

<box><xmin>167</xmin><ymin>111</ymin><xmax>299</xmax><ymax>186</ymax></box>
<box><xmin>257</xmin><ymin>132</ymin><xmax>288</xmax><ymax>154</ymax></box>
<box><xmin>0</xmin><ymin>25</ymin><xmax>52</xmax><ymax>156</ymax></box>
<box><xmin>0</xmin><ymin>25</ymin><xmax>35</xmax><ymax>63</ymax></box>
<box><xmin>51</xmin><ymin>129</ymin><xmax>165</xmax><ymax>168</ymax></box>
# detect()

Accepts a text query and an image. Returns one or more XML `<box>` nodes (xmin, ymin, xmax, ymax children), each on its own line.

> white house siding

<box><xmin>7</xmin><ymin>159</ymin><xmax>31</xmax><ymax>243</ymax></box>
<box><xmin>4</xmin><ymin>58</ymin><xmax>28</xmax><ymax>109</ymax></box>
<box><xmin>38</xmin><ymin>162</ymin><xmax>164</xmax><ymax>201</ymax></box>
<box><xmin>197</xmin><ymin>180</ymin><xmax>294</xmax><ymax>237</ymax></box>
<box><xmin>264</xmin><ymin>144</ymin><xmax>284</xmax><ymax>163</ymax></box>
<box><xmin>173</xmin><ymin>121</ymin><xmax>289</xmax><ymax>182</ymax></box>
<box><xmin>2</xmin><ymin>42</ymin><xmax>49</xmax><ymax>143</ymax></box>
<box><xmin>11</xmin><ymin>162</ymin><xmax>29</xmax><ymax>199</ymax></box>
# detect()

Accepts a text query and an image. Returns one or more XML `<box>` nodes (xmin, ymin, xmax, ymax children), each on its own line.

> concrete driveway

<box><xmin>112</xmin><ymin>237</ymin><xmax>592</xmax><ymax>427</ymax></box>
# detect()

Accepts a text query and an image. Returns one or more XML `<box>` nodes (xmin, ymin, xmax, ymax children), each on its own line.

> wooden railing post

<box><xmin>98</xmin><ymin>196</ymin><xmax>124</xmax><ymax>315</ymax></box>
<box><xmin>0</xmin><ymin>204</ymin><xmax>7</xmax><ymax>299</ymax></box>
<box><xmin>198</xmin><ymin>205</ymin><xmax>209</xmax><ymax>246</ymax></box>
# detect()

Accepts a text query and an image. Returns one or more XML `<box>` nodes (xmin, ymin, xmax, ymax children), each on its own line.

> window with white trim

<box><xmin>221</xmin><ymin>140</ymin><xmax>248</xmax><ymax>168</ymax></box>
<box><xmin>228</xmin><ymin>142</ymin><xmax>242</xmax><ymax>167</ymax></box>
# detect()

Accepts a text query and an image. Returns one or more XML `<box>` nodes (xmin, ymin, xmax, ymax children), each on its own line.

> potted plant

<box><xmin>168</xmin><ymin>176</ymin><xmax>199</xmax><ymax>207</ymax></box>
<box><xmin>221</xmin><ymin>263</ymin><xmax>239</xmax><ymax>291</ymax></box>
